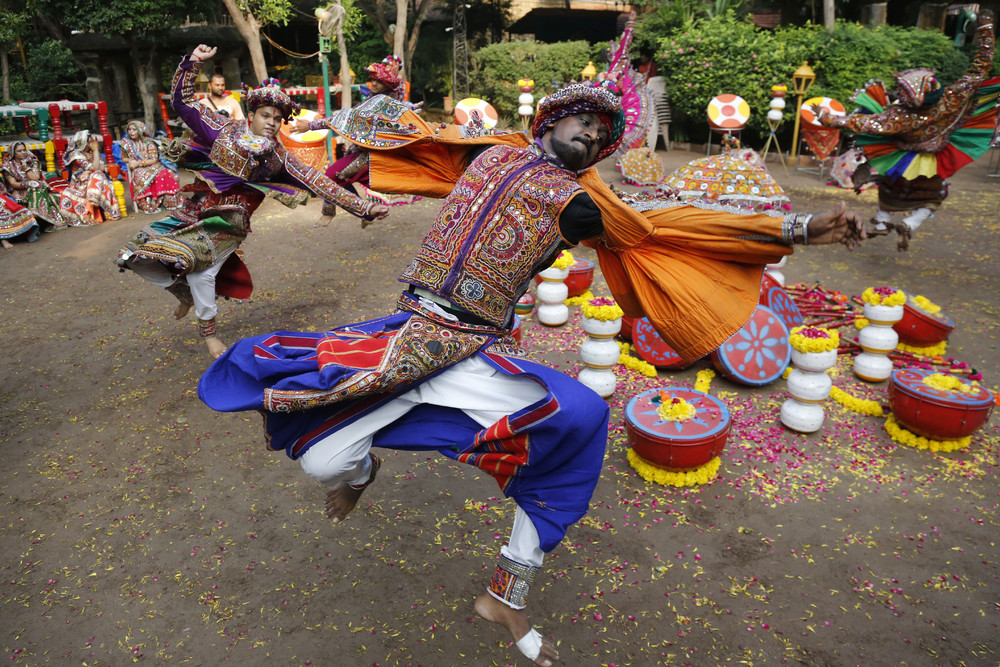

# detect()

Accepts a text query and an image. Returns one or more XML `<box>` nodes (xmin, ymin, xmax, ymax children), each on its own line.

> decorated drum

<box><xmin>759</xmin><ymin>274</ymin><xmax>804</xmax><ymax>333</ymax></box>
<box><xmin>511</xmin><ymin>315</ymin><xmax>524</xmax><ymax>342</ymax></box>
<box><xmin>707</xmin><ymin>94</ymin><xmax>750</xmax><ymax>129</ymax></box>
<box><xmin>710</xmin><ymin>305</ymin><xmax>791</xmax><ymax>386</ymax></box>
<box><xmin>566</xmin><ymin>258</ymin><xmax>595</xmax><ymax>298</ymax></box>
<box><xmin>888</xmin><ymin>368</ymin><xmax>993</xmax><ymax>440</ymax></box>
<box><xmin>454</xmin><ymin>97</ymin><xmax>499</xmax><ymax>128</ymax></box>
<box><xmin>515</xmin><ymin>292</ymin><xmax>536</xmax><ymax>317</ymax></box>
<box><xmin>801</xmin><ymin>97</ymin><xmax>846</xmax><ymax>126</ymax></box>
<box><xmin>893</xmin><ymin>293</ymin><xmax>955</xmax><ymax>347</ymax></box>
<box><xmin>625</xmin><ymin>387</ymin><xmax>732</xmax><ymax>471</ymax></box>
<box><xmin>280</xmin><ymin>109</ymin><xmax>329</xmax><ymax>171</ymax></box>
<box><xmin>632</xmin><ymin>317</ymin><xmax>694</xmax><ymax>369</ymax></box>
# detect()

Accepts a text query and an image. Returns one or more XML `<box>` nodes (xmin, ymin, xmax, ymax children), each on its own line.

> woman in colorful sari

<box><xmin>58</xmin><ymin>132</ymin><xmax>122</xmax><ymax>225</ymax></box>
<box><xmin>116</xmin><ymin>121</ymin><xmax>181</xmax><ymax>214</ymax></box>
<box><xmin>0</xmin><ymin>192</ymin><xmax>40</xmax><ymax>248</ymax></box>
<box><xmin>1</xmin><ymin>142</ymin><xmax>67</xmax><ymax>232</ymax></box>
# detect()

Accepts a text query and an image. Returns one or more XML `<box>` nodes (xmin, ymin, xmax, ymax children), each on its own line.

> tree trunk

<box><xmin>221</xmin><ymin>0</ymin><xmax>269</xmax><ymax>83</ymax></box>
<box><xmin>337</xmin><ymin>6</ymin><xmax>352</xmax><ymax>110</ymax></box>
<box><xmin>1</xmin><ymin>50</ymin><xmax>9</xmax><ymax>102</ymax></box>
<box><xmin>823</xmin><ymin>0</ymin><xmax>835</xmax><ymax>32</ymax></box>
<box><xmin>394</xmin><ymin>0</ymin><xmax>406</xmax><ymax>68</ymax></box>
<box><xmin>403</xmin><ymin>0</ymin><xmax>435</xmax><ymax>81</ymax></box>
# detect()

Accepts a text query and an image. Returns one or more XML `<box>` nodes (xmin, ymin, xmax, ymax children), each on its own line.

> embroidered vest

<box><xmin>398</xmin><ymin>145</ymin><xmax>581</xmax><ymax>328</ymax></box>
<box><xmin>208</xmin><ymin>123</ymin><xmax>284</xmax><ymax>182</ymax></box>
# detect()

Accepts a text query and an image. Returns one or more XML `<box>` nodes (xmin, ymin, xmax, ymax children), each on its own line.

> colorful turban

<box><xmin>531</xmin><ymin>82</ymin><xmax>626</xmax><ymax>164</ymax></box>
<box><xmin>894</xmin><ymin>68</ymin><xmax>941</xmax><ymax>108</ymax></box>
<box><xmin>243</xmin><ymin>78</ymin><xmax>301</xmax><ymax>121</ymax></box>
<box><xmin>365</xmin><ymin>56</ymin><xmax>403</xmax><ymax>89</ymax></box>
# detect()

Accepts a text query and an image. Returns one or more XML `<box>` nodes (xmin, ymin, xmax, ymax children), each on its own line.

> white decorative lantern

<box><xmin>578</xmin><ymin>315</ymin><xmax>622</xmax><ymax>398</ymax></box>
<box><xmin>854</xmin><ymin>302</ymin><xmax>904</xmax><ymax>382</ymax></box>
<box><xmin>767</xmin><ymin>108</ymin><xmax>784</xmax><ymax>122</ymax></box>
<box><xmin>535</xmin><ymin>266</ymin><xmax>570</xmax><ymax>326</ymax></box>
<box><xmin>769</xmin><ymin>97</ymin><xmax>786</xmax><ymax>110</ymax></box>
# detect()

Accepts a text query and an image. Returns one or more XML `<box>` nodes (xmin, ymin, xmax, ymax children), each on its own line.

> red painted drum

<box><xmin>566</xmin><ymin>258</ymin><xmax>595</xmax><ymax>297</ymax></box>
<box><xmin>625</xmin><ymin>387</ymin><xmax>732</xmax><ymax>471</ymax></box>
<box><xmin>888</xmin><ymin>368</ymin><xmax>994</xmax><ymax>440</ymax></box>
<box><xmin>632</xmin><ymin>317</ymin><xmax>694</xmax><ymax>369</ymax></box>
<box><xmin>515</xmin><ymin>292</ymin><xmax>536</xmax><ymax>317</ymax></box>
<box><xmin>759</xmin><ymin>275</ymin><xmax>804</xmax><ymax>334</ymax></box>
<box><xmin>710</xmin><ymin>305</ymin><xmax>791</xmax><ymax>386</ymax></box>
<box><xmin>893</xmin><ymin>293</ymin><xmax>955</xmax><ymax>347</ymax></box>
<box><xmin>620</xmin><ymin>315</ymin><xmax>635</xmax><ymax>342</ymax></box>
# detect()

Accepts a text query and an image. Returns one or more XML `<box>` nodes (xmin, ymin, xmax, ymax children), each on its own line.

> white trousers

<box><xmin>129</xmin><ymin>249</ymin><xmax>234</xmax><ymax>321</ymax></box>
<box><xmin>299</xmin><ymin>355</ymin><xmax>548</xmax><ymax>568</ymax></box>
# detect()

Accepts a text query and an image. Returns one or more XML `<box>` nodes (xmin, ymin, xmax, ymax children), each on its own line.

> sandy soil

<box><xmin>1</xmin><ymin>149</ymin><xmax>998</xmax><ymax>666</ymax></box>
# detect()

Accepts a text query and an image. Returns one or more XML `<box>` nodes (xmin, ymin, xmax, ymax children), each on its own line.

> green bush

<box><xmin>653</xmin><ymin>14</ymin><xmax>994</xmax><ymax>144</ymax></box>
<box><xmin>469</xmin><ymin>39</ymin><xmax>599</xmax><ymax>116</ymax></box>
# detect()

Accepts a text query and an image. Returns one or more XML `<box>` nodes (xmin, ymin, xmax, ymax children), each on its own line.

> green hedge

<box><xmin>641</xmin><ymin>13</ymin><xmax>996</xmax><ymax>143</ymax></box>
<box><xmin>469</xmin><ymin>39</ymin><xmax>601</xmax><ymax>117</ymax></box>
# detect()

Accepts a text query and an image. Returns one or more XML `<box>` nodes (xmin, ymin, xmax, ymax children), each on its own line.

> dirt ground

<box><xmin>1</xmin><ymin>147</ymin><xmax>998</xmax><ymax>667</ymax></box>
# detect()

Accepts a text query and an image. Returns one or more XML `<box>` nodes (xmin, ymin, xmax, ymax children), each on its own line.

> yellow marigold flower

<box><xmin>923</xmin><ymin>373</ymin><xmax>978</xmax><ymax>394</ymax></box>
<box><xmin>655</xmin><ymin>393</ymin><xmax>696</xmax><ymax>421</ymax></box>
<box><xmin>627</xmin><ymin>450</ymin><xmax>722</xmax><ymax>487</ymax></box>
<box><xmin>550</xmin><ymin>250</ymin><xmax>574</xmax><ymax>270</ymax></box>
<box><xmin>912</xmin><ymin>295</ymin><xmax>941</xmax><ymax>315</ymax></box>
<box><xmin>897</xmin><ymin>340</ymin><xmax>947</xmax><ymax>357</ymax></box>
<box><xmin>788</xmin><ymin>325</ymin><xmax>839</xmax><ymax>353</ymax></box>
<box><xmin>861</xmin><ymin>286</ymin><xmax>906</xmax><ymax>307</ymax></box>
<box><xmin>829</xmin><ymin>386</ymin><xmax>883</xmax><ymax>416</ymax></box>
<box><xmin>694</xmin><ymin>369</ymin><xmax>715</xmax><ymax>394</ymax></box>
<box><xmin>884</xmin><ymin>414</ymin><xmax>970</xmax><ymax>452</ymax></box>
<box><xmin>581</xmin><ymin>297</ymin><xmax>623</xmax><ymax>321</ymax></box>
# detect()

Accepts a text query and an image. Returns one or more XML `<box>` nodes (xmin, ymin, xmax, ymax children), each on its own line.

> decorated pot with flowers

<box><xmin>893</xmin><ymin>293</ymin><xmax>955</xmax><ymax>347</ymax></box>
<box><xmin>710</xmin><ymin>305</ymin><xmax>791</xmax><ymax>386</ymax></box>
<box><xmin>855</xmin><ymin>286</ymin><xmax>905</xmax><ymax>382</ymax></box>
<box><xmin>578</xmin><ymin>297</ymin><xmax>624</xmax><ymax>397</ymax></box>
<box><xmin>780</xmin><ymin>326</ymin><xmax>839</xmax><ymax>433</ymax></box>
<box><xmin>566</xmin><ymin>258</ymin><xmax>595</xmax><ymax>297</ymax></box>
<box><xmin>536</xmin><ymin>250</ymin><xmax>573</xmax><ymax>326</ymax></box>
<box><xmin>624</xmin><ymin>387</ymin><xmax>732</xmax><ymax>472</ymax></box>
<box><xmin>888</xmin><ymin>368</ymin><xmax>994</xmax><ymax>441</ymax></box>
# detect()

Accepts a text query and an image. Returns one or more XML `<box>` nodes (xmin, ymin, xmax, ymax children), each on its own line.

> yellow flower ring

<box><xmin>550</xmin><ymin>250</ymin><xmax>575</xmax><ymax>271</ymax></box>
<box><xmin>922</xmin><ymin>373</ymin><xmax>979</xmax><ymax>395</ymax></box>
<box><xmin>627</xmin><ymin>449</ymin><xmax>722</xmax><ymax>487</ymax></box>
<box><xmin>829</xmin><ymin>386</ymin><xmax>884</xmax><ymax>416</ymax></box>
<box><xmin>581</xmin><ymin>297</ymin><xmax>624</xmax><ymax>322</ymax></box>
<box><xmin>912</xmin><ymin>295</ymin><xmax>942</xmax><ymax>315</ymax></box>
<box><xmin>885</xmin><ymin>414</ymin><xmax>971</xmax><ymax>453</ymax></box>
<box><xmin>694</xmin><ymin>369</ymin><xmax>715</xmax><ymax>394</ymax></box>
<box><xmin>565</xmin><ymin>289</ymin><xmax>595</xmax><ymax>307</ymax></box>
<box><xmin>655</xmin><ymin>391</ymin><xmax>697</xmax><ymax>421</ymax></box>
<box><xmin>788</xmin><ymin>325</ymin><xmax>840</xmax><ymax>354</ymax></box>
<box><xmin>617</xmin><ymin>342</ymin><xmax>657</xmax><ymax>377</ymax></box>
<box><xmin>861</xmin><ymin>286</ymin><xmax>906</xmax><ymax>307</ymax></box>
<box><xmin>897</xmin><ymin>340</ymin><xmax>948</xmax><ymax>357</ymax></box>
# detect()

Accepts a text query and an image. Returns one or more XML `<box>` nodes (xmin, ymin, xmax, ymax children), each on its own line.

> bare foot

<box><xmin>314</xmin><ymin>214</ymin><xmax>335</xmax><ymax>228</ymax></box>
<box><xmin>1</xmin><ymin>239</ymin><xmax>13</xmax><ymax>249</ymax></box>
<box><xmin>474</xmin><ymin>593</ymin><xmax>558</xmax><ymax>666</ymax></box>
<box><xmin>174</xmin><ymin>301</ymin><xmax>191</xmax><ymax>320</ymax></box>
<box><xmin>204</xmin><ymin>336</ymin><xmax>227</xmax><ymax>359</ymax></box>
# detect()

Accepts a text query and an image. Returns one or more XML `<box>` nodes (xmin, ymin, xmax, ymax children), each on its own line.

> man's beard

<box><xmin>548</xmin><ymin>135</ymin><xmax>590</xmax><ymax>171</ymax></box>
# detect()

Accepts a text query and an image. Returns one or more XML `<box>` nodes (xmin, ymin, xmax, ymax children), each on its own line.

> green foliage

<box><xmin>31</xmin><ymin>0</ymin><xmax>214</xmax><ymax>37</ymax></box>
<box><xmin>653</xmin><ymin>14</ymin><xmax>990</xmax><ymax>140</ymax></box>
<box><xmin>237</xmin><ymin>0</ymin><xmax>292</xmax><ymax>27</ymax></box>
<box><xmin>22</xmin><ymin>39</ymin><xmax>86</xmax><ymax>101</ymax></box>
<box><xmin>470</xmin><ymin>39</ymin><xmax>596</xmax><ymax>115</ymax></box>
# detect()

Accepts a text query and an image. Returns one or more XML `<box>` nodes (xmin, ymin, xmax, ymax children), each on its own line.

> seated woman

<box><xmin>58</xmin><ymin>132</ymin><xmax>122</xmax><ymax>226</ymax></box>
<box><xmin>1</xmin><ymin>142</ymin><xmax>67</xmax><ymax>232</ymax></box>
<box><xmin>0</xmin><ymin>192</ymin><xmax>40</xmax><ymax>248</ymax></box>
<box><xmin>115</xmin><ymin>120</ymin><xmax>182</xmax><ymax>214</ymax></box>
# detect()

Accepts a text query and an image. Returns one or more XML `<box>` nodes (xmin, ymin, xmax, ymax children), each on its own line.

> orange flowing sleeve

<box><xmin>579</xmin><ymin>169</ymin><xmax>793</xmax><ymax>361</ymax></box>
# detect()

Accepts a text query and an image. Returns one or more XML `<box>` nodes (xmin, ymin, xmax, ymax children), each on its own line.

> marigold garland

<box><xmin>581</xmin><ymin>297</ymin><xmax>623</xmax><ymax>322</ymax></box>
<box><xmin>829</xmin><ymin>386</ymin><xmax>884</xmax><ymax>416</ymax></box>
<box><xmin>788</xmin><ymin>326</ymin><xmax>839</xmax><ymax>353</ymax></box>
<box><xmin>564</xmin><ymin>289</ymin><xmax>595</xmax><ymax>307</ymax></box>
<box><xmin>912</xmin><ymin>294</ymin><xmax>941</xmax><ymax>315</ymax></box>
<box><xmin>627</xmin><ymin>449</ymin><xmax>721</xmax><ymax>487</ymax></box>
<box><xmin>885</xmin><ymin>414</ymin><xmax>971</xmax><ymax>452</ymax></box>
<box><xmin>694</xmin><ymin>369</ymin><xmax>715</xmax><ymax>394</ymax></box>
<box><xmin>617</xmin><ymin>342</ymin><xmax>657</xmax><ymax>377</ymax></box>
<box><xmin>550</xmin><ymin>250</ymin><xmax>574</xmax><ymax>271</ymax></box>
<box><xmin>923</xmin><ymin>373</ymin><xmax>979</xmax><ymax>394</ymax></box>
<box><xmin>854</xmin><ymin>317</ymin><xmax>868</xmax><ymax>329</ymax></box>
<box><xmin>896</xmin><ymin>340</ymin><xmax>948</xmax><ymax>357</ymax></box>
<box><xmin>862</xmin><ymin>286</ymin><xmax>906</xmax><ymax>307</ymax></box>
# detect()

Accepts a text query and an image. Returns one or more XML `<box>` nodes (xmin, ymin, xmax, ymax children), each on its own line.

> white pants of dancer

<box><xmin>128</xmin><ymin>248</ymin><xmax>234</xmax><ymax>321</ymax></box>
<box><xmin>299</xmin><ymin>355</ymin><xmax>549</xmax><ymax>572</ymax></box>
